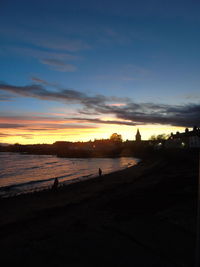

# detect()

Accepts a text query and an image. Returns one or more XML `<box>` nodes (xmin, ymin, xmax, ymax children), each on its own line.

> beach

<box><xmin>0</xmin><ymin>153</ymin><xmax>138</xmax><ymax>197</ymax></box>
<box><xmin>0</xmin><ymin>151</ymin><xmax>198</xmax><ymax>267</ymax></box>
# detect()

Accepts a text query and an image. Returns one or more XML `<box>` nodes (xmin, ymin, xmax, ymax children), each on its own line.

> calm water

<box><xmin>0</xmin><ymin>153</ymin><xmax>139</xmax><ymax>197</ymax></box>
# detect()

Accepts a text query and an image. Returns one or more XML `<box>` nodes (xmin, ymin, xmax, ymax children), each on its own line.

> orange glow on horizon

<box><xmin>0</xmin><ymin>124</ymin><xmax>186</xmax><ymax>145</ymax></box>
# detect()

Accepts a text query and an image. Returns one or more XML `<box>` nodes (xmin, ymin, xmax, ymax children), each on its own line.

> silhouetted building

<box><xmin>166</xmin><ymin>126</ymin><xmax>200</xmax><ymax>148</ymax></box>
<box><xmin>135</xmin><ymin>129</ymin><xmax>141</xmax><ymax>142</ymax></box>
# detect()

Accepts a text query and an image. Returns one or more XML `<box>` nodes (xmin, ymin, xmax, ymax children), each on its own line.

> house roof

<box><xmin>171</xmin><ymin>127</ymin><xmax>200</xmax><ymax>139</ymax></box>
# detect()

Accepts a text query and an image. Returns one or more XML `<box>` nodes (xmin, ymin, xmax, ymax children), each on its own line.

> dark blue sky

<box><xmin>0</xmin><ymin>0</ymin><xmax>200</xmax><ymax>143</ymax></box>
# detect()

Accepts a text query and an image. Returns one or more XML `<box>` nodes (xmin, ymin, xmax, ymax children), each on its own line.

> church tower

<box><xmin>135</xmin><ymin>129</ymin><xmax>141</xmax><ymax>142</ymax></box>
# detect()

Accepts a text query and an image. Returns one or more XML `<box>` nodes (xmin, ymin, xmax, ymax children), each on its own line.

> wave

<box><xmin>25</xmin><ymin>166</ymin><xmax>40</xmax><ymax>170</ymax></box>
<box><xmin>0</xmin><ymin>172</ymin><xmax>80</xmax><ymax>192</ymax></box>
<box><xmin>0</xmin><ymin>153</ymin><xmax>138</xmax><ymax>197</ymax></box>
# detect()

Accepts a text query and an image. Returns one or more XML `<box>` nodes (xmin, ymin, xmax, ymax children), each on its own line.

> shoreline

<box><xmin>0</xmin><ymin>155</ymin><xmax>139</xmax><ymax>199</ymax></box>
<box><xmin>0</xmin><ymin>152</ymin><xmax>198</xmax><ymax>266</ymax></box>
<box><xmin>0</xmin><ymin>151</ymin><xmax>139</xmax><ymax>158</ymax></box>
<box><xmin>0</xmin><ymin>157</ymin><xmax>152</xmax><ymax>223</ymax></box>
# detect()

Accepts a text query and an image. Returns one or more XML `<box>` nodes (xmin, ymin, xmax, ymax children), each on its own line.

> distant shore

<box><xmin>0</xmin><ymin>150</ymin><xmax>198</xmax><ymax>266</ymax></box>
<box><xmin>0</xmin><ymin>139</ymin><xmax>157</xmax><ymax>158</ymax></box>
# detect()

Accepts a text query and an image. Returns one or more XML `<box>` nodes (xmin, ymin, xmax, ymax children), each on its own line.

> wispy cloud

<box><xmin>0</xmin><ymin>124</ymin><xmax>96</xmax><ymax>130</ymax></box>
<box><xmin>0</xmin><ymin>124</ymin><xmax>25</xmax><ymax>128</ymax></box>
<box><xmin>67</xmin><ymin>117</ymin><xmax>138</xmax><ymax>126</ymax></box>
<box><xmin>108</xmin><ymin>103</ymin><xmax>126</xmax><ymax>107</ymax></box>
<box><xmin>6</xmin><ymin>46</ymin><xmax>80</xmax><ymax>61</ymax></box>
<box><xmin>40</xmin><ymin>59</ymin><xmax>77</xmax><ymax>72</ymax></box>
<box><xmin>3</xmin><ymin>46</ymin><xmax>80</xmax><ymax>72</ymax></box>
<box><xmin>183</xmin><ymin>93</ymin><xmax>200</xmax><ymax>100</ymax></box>
<box><xmin>34</xmin><ymin>37</ymin><xmax>91</xmax><ymax>52</ymax></box>
<box><xmin>0</xmin><ymin>132</ymin><xmax>34</xmax><ymax>139</ymax></box>
<box><xmin>0</xmin><ymin>93</ymin><xmax>14</xmax><ymax>101</ymax></box>
<box><xmin>0</xmin><ymin>116</ymin><xmax>97</xmax><ymax>131</ymax></box>
<box><xmin>0</xmin><ymin>82</ymin><xmax>108</xmax><ymax>107</ymax></box>
<box><xmin>0</xmin><ymin>81</ymin><xmax>200</xmax><ymax>127</ymax></box>
<box><xmin>30</xmin><ymin>77</ymin><xmax>58</xmax><ymax>87</ymax></box>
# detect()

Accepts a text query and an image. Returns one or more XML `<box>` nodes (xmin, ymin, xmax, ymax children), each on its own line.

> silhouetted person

<box><xmin>99</xmin><ymin>168</ymin><xmax>102</xmax><ymax>177</ymax></box>
<box><xmin>52</xmin><ymin>177</ymin><xmax>59</xmax><ymax>191</ymax></box>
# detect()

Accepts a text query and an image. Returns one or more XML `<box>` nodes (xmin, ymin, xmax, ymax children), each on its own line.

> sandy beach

<box><xmin>0</xmin><ymin>151</ymin><xmax>198</xmax><ymax>267</ymax></box>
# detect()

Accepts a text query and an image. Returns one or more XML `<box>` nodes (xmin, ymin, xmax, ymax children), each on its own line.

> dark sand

<box><xmin>0</xmin><ymin>151</ymin><xmax>198</xmax><ymax>267</ymax></box>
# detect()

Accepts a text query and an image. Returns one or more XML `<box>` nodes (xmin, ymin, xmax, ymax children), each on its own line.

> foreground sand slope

<box><xmin>0</xmin><ymin>151</ymin><xmax>198</xmax><ymax>267</ymax></box>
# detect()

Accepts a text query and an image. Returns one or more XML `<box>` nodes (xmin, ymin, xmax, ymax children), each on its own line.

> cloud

<box><xmin>0</xmin><ymin>123</ymin><xmax>97</xmax><ymax>131</ymax></box>
<box><xmin>26</xmin><ymin>124</ymin><xmax>97</xmax><ymax>130</ymax></box>
<box><xmin>0</xmin><ymin>82</ymin><xmax>108</xmax><ymax>108</ymax></box>
<box><xmin>0</xmin><ymin>124</ymin><xmax>25</xmax><ymax>128</ymax></box>
<box><xmin>108</xmin><ymin>103</ymin><xmax>126</xmax><ymax>107</ymax></box>
<box><xmin>0</xmin><ymin>132</ymin><xmax>33</xmax><ymax>139</ymax></box>
<box><xmin>40</xmin><ymin>59</ymin><xmax>77</xmax><ymax>72</ymax></box>
<box><xmin>68</xmin><ymin>117</ymin><xmax>138</xmax><ymax>126</ymax></box>
<box><xmin>0</xmin><ymin>94</ymin><xmax>14</xmax><ymax>101</ymax></box>
<box><xmin>0</xmin><ymin>117</ymin><xmax>97</xmax><ymax>131</ymax></box>
<box><xmin>35</xmin><ymin>38</ymin><xmax>90</xmax><ymax>52</ymax></box>
<box><xmin>97</xmin><ymin>102</ymin><xmax>200</xmax><ymax>127</ymax></box>
<box><xmin>183</xmin><ymin>93</ymin><xmax>200</xmax><ymax>101</ymax></box>
<box><xmin>0</xmin><ymin>133</ymin><xmax>12</xmax><ymax>137</ymax></box>
<box><xmin>3</xmin><ymin>46</ymin><xmax>80</xmax><ymax>72</ymax></box>
<box><xmin>7</xmin><ymin>46</ymin><xmax>80</xmax><ymax>61</ymax></box>
<box><xmin>0</xmin><ymin>81</ymin><xmax>200</xmax><ymax>127</ymax></box>
<box><xmin>30</xmin><ymin>77</ymin><xmax>57</xmax><ymax>87</ymax></box>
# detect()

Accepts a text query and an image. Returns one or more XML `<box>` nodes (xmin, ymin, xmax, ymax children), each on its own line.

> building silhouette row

<box><xmin>166</xmin><ymin>126</ymin><xmax>200</xmax><ymax>148</ymax></box>
<box><xmin>135</xmin><ymin>126</ymin><xmax>200</xmax><ymax>149</ymax></box>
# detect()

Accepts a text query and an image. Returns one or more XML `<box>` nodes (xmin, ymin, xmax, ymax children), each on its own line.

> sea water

<box><xmin>0</xmin><ymin>152</ymin><xmax>139</xmax><ymax>197</ymax></box>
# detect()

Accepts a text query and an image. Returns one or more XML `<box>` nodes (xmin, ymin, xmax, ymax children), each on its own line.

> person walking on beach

<box><xmin>52</xmin><ymin>177</ymin><xmax>59</xmax><ymax>191</ymax></box>
<box><xmin>99</xmin><ymin>168</ymin><xmax>102</xmax><ymax>177</ymax></box>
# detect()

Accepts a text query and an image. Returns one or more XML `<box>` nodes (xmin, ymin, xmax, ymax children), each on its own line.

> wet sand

<box><xmin>0</xmin><ymin>151</ymin><xmax>198</xmax><ymax>267</ymax></box>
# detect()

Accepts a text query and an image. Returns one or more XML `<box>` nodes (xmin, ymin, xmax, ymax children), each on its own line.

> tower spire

<box><xmin>135</xmin><ymin>129</ymin><xmax>141</xmax><ymax>142</ymax></box>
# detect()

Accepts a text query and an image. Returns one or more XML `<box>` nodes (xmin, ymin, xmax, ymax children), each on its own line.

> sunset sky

<box><xmin>0</xmin><ymin>0</ymin><xmax>200</xmax><ymax>144</ymax></box>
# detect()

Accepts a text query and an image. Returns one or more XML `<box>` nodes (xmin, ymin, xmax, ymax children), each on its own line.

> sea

<box><xmin>0</xmin><ymin>152</ymin><xmax>139</xmax><ymax>198</ymax></box>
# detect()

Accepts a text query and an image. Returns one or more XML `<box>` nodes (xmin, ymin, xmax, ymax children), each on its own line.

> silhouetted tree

<box><xmin>149</xmin><ymin>133</ymin><xmax>169</xmax><ymax>141</ymax></box>
<box><xmin>110</xmin><ymin>133</ymin><xmax>122</xmax><ymax>142</ymax></box>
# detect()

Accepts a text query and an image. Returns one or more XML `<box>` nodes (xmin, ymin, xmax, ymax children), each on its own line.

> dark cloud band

<box><xmin>0</xmin><ymin>81</ymin><xmax>199</xmax><ymax>127</ymax></box>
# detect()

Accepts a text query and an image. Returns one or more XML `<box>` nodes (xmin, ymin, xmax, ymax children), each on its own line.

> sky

<box><xmin>0</xmin><ymin>0</ymin><xmax>200</xmax><ymax>144</ymax></box>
